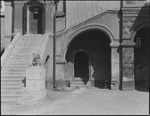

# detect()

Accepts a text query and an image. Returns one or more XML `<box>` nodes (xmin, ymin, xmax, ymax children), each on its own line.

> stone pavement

<box><xmin>1</xmin><ymin>87</ymin><xmax>149</xmax><ymax>115</ymax></box>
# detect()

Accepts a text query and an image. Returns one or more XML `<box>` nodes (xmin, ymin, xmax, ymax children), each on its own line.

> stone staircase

<box><xmin>1</xmin><ymin>34</ymin><xmax>44</xmax><ymax>103</ymax></box>
<box><xmin>70</xmin><ymin>78</ymin><xmax>89</xmax><ymax>88</ymax></box>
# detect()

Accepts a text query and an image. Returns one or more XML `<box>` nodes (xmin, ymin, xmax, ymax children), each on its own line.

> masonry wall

<box><xmin>66</xmin><ymin>1</ymin><xmax>120</xmax><ymax>28</ymax></box>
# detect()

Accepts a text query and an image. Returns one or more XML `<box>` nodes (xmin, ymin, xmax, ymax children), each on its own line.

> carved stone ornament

<box><xmin>29</xmin><ymin>51</ymin><xmax>41</xmax><ymax>67</ymax></box>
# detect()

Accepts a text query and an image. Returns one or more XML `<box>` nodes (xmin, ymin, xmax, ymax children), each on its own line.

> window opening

<box><xmin>135</xmin><ymin>37</ymin><xmax>141</xmax><ymax>48</ymax></box>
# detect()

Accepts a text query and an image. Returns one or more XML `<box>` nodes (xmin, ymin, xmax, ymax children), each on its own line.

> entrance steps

<box><xmin>1</xmin><ymin>34</ymin><xmax>44</xmax><ymax>104</ymax></box>
<box><xmin>70</xmin><ymin>78</ymin><xmax>87</xmax><ymax>88</ymax></box>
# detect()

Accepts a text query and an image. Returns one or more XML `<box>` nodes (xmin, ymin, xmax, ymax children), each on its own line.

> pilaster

<box><xmin>14</xmin><ymin>1</ymin><xmax>23</xmax><ymax>34</ymax></box>
<box><xmin>45</xmin><ymin>1</ymin><xmax>54</xmax><ymax>33</ymax></box>
<box><xmin>110</xmin><ymin>42</ymin><xmax>120</xmax><ymax>90</ymax></box>
<box><xmin>4</xmin><ymin>1</ymin><xmax>13</xmax><ymax>49</ymax></box>
<box><xmin>121</xmin><ymin>41</ymin><xmax>135</xmax><ymax>90</ymax></box>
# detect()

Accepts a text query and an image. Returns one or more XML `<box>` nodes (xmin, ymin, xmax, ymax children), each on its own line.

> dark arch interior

<box><xmin>65</xmin><ymin>30</ymin><xmax>111</xmax><ymax>89</ymax></box>
<box><xmin>134</xmin><ymin>27</ymin><xmax>150</xmax><ymax>92</ymax></box>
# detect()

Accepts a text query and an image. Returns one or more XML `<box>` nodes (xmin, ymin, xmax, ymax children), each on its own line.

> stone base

<box><xmin>122</xmin><ymin>81</ymin><xmax>135</xmax><ymax>90</ymax></box>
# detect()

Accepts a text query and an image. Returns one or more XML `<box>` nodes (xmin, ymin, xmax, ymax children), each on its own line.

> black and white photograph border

<box><xmin>1</xmin><ymin>0</ymin><xmax>149</xmax><ymax>115</ymax></box>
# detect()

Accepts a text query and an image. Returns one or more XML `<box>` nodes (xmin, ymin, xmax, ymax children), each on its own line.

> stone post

<box><xmin>110</xmin><ymin>42</ymin><xmax>120</xmax><ymax>90</ymax></box>
<box><xmin>4</xmin><ymin>1</ymin><xmax>13</xmax><ymax>49</ymax></box>
<box><xmin>26</xmin><ymin>66</ymin><xmax>46</xmax><ymax>100</ymax></box>
<box><xmin>121</xmin><ymin>41</ymin><xmax>135</xmax><ymax>90</ymax></box>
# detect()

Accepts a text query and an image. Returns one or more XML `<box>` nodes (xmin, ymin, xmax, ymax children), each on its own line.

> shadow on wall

<box><xmin>131</xmin><ymin>2</ymin><xmax>150</xmax><ymax>92</ymax></box>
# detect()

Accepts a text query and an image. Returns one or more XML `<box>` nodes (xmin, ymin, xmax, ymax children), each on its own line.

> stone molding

<box><xmin>110</xmin><ymin>42</ymin><xmax>120</xmax><ymax>48</ymax></box>
<box><xmin>121</xmin><ymin>41</ymin><xmax>135</xmax><ymax>47</ymax></box>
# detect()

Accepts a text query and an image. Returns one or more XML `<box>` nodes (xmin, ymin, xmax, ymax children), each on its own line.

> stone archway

<box><xmin>65</xmin><ymin>29</ymin><xmax>112</xmax><ymax>89</ymax></box>
<box><xmin>134</xmin><ymin>27</ymin><xmax>150</xmax><ymax>91</ymax></box>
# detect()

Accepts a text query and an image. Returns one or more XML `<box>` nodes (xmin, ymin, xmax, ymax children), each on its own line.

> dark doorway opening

<box><xmin>74</xmin><ymin>51</ymin><xmax>89</xmax><ymax>84</ymax></box>
<box><xmin>28</xmin><ymin>6</ymin><xmax>43</xmax><ymax>34</ymax></box>
<box><xmin>134</xmin><ymin>27</ymin><xmax>150</xmax><ymax>92</ymax></box>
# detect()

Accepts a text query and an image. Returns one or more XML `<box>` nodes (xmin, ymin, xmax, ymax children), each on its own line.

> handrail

<box><xmin>38</xmin><ymin>32</ymin><xmax>51</xmax><ymax>66</ymax></box>
<box><xmin>1</xmin><ymin>33</ymin><xmax>21</xmax><ymax>68</ymax></box>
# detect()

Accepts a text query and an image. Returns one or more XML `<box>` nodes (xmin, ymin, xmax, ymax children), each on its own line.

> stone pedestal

<box><xmin>122</xmin><ymin>47</ymin><xmax>135</xmax><ymax>90</ymax></box>
<box><xmin>25</xmin><ymin>66</ymin><xmax>46</xmax><ymax>100</ymax></box>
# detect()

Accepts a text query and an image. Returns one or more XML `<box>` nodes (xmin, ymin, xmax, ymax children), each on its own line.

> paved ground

<box><xmin>1</xmin><ymin>87</ymin><xmax>149</xmax><ymax>115</ymax></box>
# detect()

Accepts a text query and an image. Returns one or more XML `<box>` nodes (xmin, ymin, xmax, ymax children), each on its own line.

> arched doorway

<box><xmin>23</xmin><ymin>2</ymin><xmax>45</xmax><ymax>34</ymax></box>
<box><xmin>74</xmin><ymin>51</ymin><xmax>89</xmax><ymax>84</ymax></box>
<box><xmin>134</xmin><ymin>27</ymin><xmax>150</xmax><ymax>91</ymax></box>
<box><xmin>65</xmin><ymin>29</ymin><xmax>111</xmax><ymax>88</ymax></box>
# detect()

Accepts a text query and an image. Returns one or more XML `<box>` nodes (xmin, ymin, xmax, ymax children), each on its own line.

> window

<box><xmin>33</xmin><ymin>7</ymin><xmax>39</xmax><ymax>19</ymax></box>
<box><xmin>135</xmin><ymin>37</ymin><xmax>141</xmax><ymax>48</ymax></box>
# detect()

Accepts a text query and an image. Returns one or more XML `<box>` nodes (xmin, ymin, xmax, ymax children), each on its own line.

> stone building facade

<box><xmin>1</xmin><ymin>0</ymin><xmax>149</xmax><ymax>102</ymax></box>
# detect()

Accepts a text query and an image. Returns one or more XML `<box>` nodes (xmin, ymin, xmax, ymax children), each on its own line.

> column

<box><xmin>110</xmin><ymin>42</ymin><xmax>120</xmax><ymax>90</ymax></box>
<box><xmin>4</xmin><ymin>1</ymin><xmax>13</xmax><ymax>49</ymax></box>
<box><xmin>121</xmin><ymin>41</ymin><xmax>135</xmax><ymax>90</ymax></box>
<box><xmin>14</xmin><ymin>1</ymin><xmax>23</xmax><ymax>34</ymax></box>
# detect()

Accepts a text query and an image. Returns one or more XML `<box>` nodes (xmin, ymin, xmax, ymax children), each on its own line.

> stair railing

<box><xmin>1</xmin><ymin>32</ymin><xmax>21</xmax><ymax>68</ymax></box>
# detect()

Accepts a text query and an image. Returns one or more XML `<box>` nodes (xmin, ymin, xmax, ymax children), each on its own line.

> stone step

<box><xmin>1</xmin><ymin>88</ymin><xmax>23</xmax><ymax>93</ymax></box>
<box><xmin>7</xmin><ymin>58</ymin><xmax>31</xmax><ymax>62</ymax></box>
<box><xmin>70</xmin><ymin>81</ymin><xmax>85</xmax><ymax>86</ymax></box>
<box><xmin>1</xmin><ymin>85</ymin><xmax>24</xmax><ymax>89</ymax></box>
<box><xmin>15</xmin><ymin>44</ymin><xmax>41</xmax><ymax>47</ymax></box>
<box><xmin>2</xmin><ymin>67</ymin><xmax>25</xmax><ymax>71</ymax></box>
<box><xmin>1</xmin><ymin>98</ymin><xmax>25</xmax><ymax>104</ymax></box>
<box><xmin>1</xmin><ymin>73</ymin><xmax>25</xmax><ymax>77</ymax></box>
<box><xmin>12</xmin><ymin>50</ymin><xmax>34</xmax><ymax>54</ymax></box>
<box><xmin>1</xmin><ymin>80</ymin><xmax>23</xmax><ymax>85</ymax></box>
<box><xmin>10</xmin><ymin>52</ymin><xmax>32</xmax><ymax>55</ymax></box>
<box><xmin>10</xmin><ymin>53</ymin><xmax>32</xmax><ymax>56</ymax></box>
<box><xmin>4</xmin><ymin>60</ymin><xmax>30</xmax><ymax>64</ymax></box>
<box><xmin>14</xmin><ymin>46</ymin><xmax>40</xmax><ymax>49</ymax></box>
<box><xmin>1</xmin><ymin>83</ymin><xmax>24</xmax><ymax>87</ymax></box>
<box><xmin>8</xmin><ymin>56</ymin><xmax>32</xmax><ymax>60</ymax></box>
<box><xmin>1</xmin><ymin>76</ymin><xmax>25</xmax><ymax>80</ymax></box>
<box><xmin>3</xmin><ymin>63</ymin><xmax>29</xmax><ymax>68</ymax></box>
<box><xmin>17</xmin><ymin>40</ymin><xmax>42</xmax><ymax>43</ymax></box>
<box><xmin>13</xmin><ymin>47</ymin><xmax>39</xmax><ymax>51</ymax></box>
<box><xmin>8</xmin><ymin>56</ymin><xmax>32</xmax><ymax>59</ymax></box>
<box><xmin>18</xmin><ymin>39</ymin><xmax>42</xmax><ymax>43</ymax></box>
<box><xmin>1</xmin><ymin>72</ymin><xmax>26</xmax><ymax>76</ymax></box>
<box><xmin>1</xmin><ymin>69</ymin><xmax>25</xmax><ymax>73</ymax></box>
<box><xmin>1</xmin><ymin>94</ymin><xmax>24</xmax><ymax>98</ymax></box>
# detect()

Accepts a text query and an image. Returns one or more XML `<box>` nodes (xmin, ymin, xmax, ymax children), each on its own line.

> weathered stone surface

<box><xmin>122</xmin><ymin>47</ymin><xmax>135</xmax><ymax>90</ymax></box>
<box><xmin>26</xmin><ymin>66</ymin><xmax>46</xmax><ymax>100</ymax></box>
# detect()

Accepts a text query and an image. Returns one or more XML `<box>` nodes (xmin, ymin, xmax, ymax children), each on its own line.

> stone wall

<box><xmin>66</xmin><ymin>1</ymin><xmax>120</xmax><ymax>28</ymax></box>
